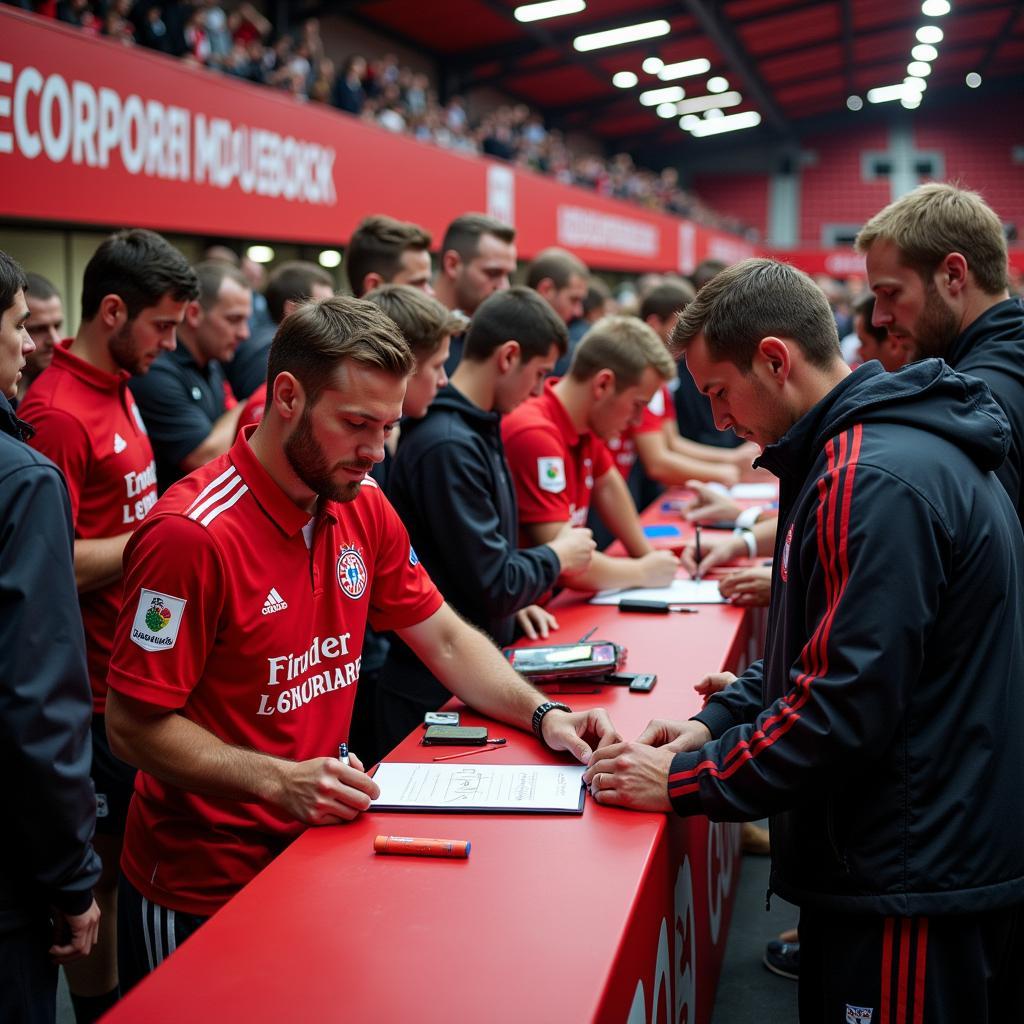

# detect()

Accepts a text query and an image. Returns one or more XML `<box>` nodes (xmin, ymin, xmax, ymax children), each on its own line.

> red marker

<box><xmin>374</xmin><ymin>835</ymin><xmax>470</xmax><ymax>858</ymax></box>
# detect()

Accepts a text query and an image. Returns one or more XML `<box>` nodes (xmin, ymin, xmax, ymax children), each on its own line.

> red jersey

<box><xmin>20</xmin><ymin>340</ymin><xmax>158</xmax><ymax>712</ymax></box>
<box><xmin>607</xmin><ymin>384</ymin><xmax>673</xmax><ymax>476</ymax></box>
<box><xmin>107</xmin><ymin>429</ymin><xmax>443</xmax><ymax>915</ymax></box>
<box><xmin>501</xmin><ymin>378</ymin><xmax>614</xmax><ymax>545</ymax></box>
<box><xmin>238</xmin><ymin>383</ymin><xmax>267</xmax><ymax>433</ymax></box>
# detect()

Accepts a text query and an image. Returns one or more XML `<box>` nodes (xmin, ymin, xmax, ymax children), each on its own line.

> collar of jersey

<box><xmin>541</xmin><ymin>377</ymin><xmax>581</xmax><ymax>445</ymax></box>
<box><xmin>54</xmin><ymin>339</ymin><xmax>130</xmax><ymax>391</ymax></box>
<box><xmin>229</xmin><ymin>426</ymin><xmax>327</xmax><ymax>537</ymax></box>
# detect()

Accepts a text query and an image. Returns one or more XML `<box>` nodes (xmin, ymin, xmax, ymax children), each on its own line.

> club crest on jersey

<box><xmin>537</xmin><ymin>456</ymin><xmax>566</xmax><ymax>493</ymax></box>
<box><xmin>780</xmin><ymin>522</ymin><xmax>794</xmax><ymax>583</ymax></box>
<box><xmin>845</xmin><ymin>1006</ymin><xmax>873</xmax><ymax>1023</ymax></box>
<box><xmin>130</xmin><ymin>588</ymin><xmax>186</xmax><ymax>651</ymax></box>
<box><xmin>337</xmin><ymin>546</ymin><xmax>368</xmax><ymax>599</ymax></box>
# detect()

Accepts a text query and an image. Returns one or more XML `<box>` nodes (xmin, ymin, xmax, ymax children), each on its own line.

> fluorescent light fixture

<box><xmin>916</xmin><ymin>25</ymin><xmax>943</xmax><ymax>44</ymax></box>
<box><xmin>704</xmin><ymin>107</ymin><xmax>724</xmax><ymax>119</ymax></box>
<box><xmin>912</xmin><ymin>43</ymin><xmax>938</xmax><ymax>61</ymax></box>
<box><xmin>318</xmin><ymin>249</ymin><xmax>342</xmax><ymax>269</ymax></box>
<box><xmin>613</xmin><ymin>71</ymin><xmax>639</xmax><ymax>88</ymax></box>
<box><xmin>680</xmin><ymin>114</ymin><xmax>702</xmax><ymax>130</ymax></box>
<box><xmin>847</xmin><ymin>95</ymin><xmax>864</xmax><ymax>111</ymax></box>
<box><xmin>639</xmin><ymin>85</ymin><xmax>685</xmax><ymax>106</ymax></box>
<box><xmin>907</xmin><ymin>61</ymin><xmax>932</xmax><ymax>77</ymax></box>
<box><xmin>573</xmin><ymin>19</ymin><xmax>670</xmax><ymax>51</ymax></box>
<box><xmin>675</xmin><ymin>90</ymin><xmax>742</xmax><ymax>114</ymax></box>
<box><xmin>903</xmin><ymin>77</ymin><xmax>927</xmax><ymax>92</ymax></box>
<box><xmin>642</xmin><ymin>56</ymin><xmax>664</xmax><ymax>74</ymax></box>
<box><xmin>246</xmin><ymin>245</ymin><xmax>275</xmax><ymax>263</ymax></box>
<box><xmin>706</xmin><ymin>76</ymin><xmax>730</xmax><ymax>93</ymax></box>
<box><xmin>921</xmin><ymin>0</ymin><xmax>950</xmax><ymax>15</ymax></box>
<box><xmin>868</xmin><ymin>84</ymin><xmax>919</xmax><ymax>103</ymax></box>
<box><xmin>966</xmin><ymin>71</ymin><xmax>982</xmax><ymax>88</ymax></box>
<box><xmin>901</xmin><ymin>94</ymin><xmax>922</xmax><ymax>109</ymax></box>
<box><xmin>514</xmin><ymin>0</ymin><xmax>585</xmax><ymax>22</ymax></box>
<box><xmin>687</xmin><ymin>110</ymin><xmax>762</xmax><ymax>137</ymax></box>
<box><xmin>657</xmin><ymin>103</ymin><xmax>678</xmax><ymax>118</ymax></box>
<box><xmin>657</xmin><ymin>57</ymin><xmax>711</xmax><ymax>80</ymax></box>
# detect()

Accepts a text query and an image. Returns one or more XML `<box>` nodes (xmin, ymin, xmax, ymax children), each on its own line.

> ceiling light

<box><xmin>246</xmin><ymin>245</ymin><xmax>275</xmax><ymax>263</ymax></box>
<box><xmin>704</xmin><ymin>107</ymin><xmax>724</xmax><ymax>119</ymax></box>
<box><xmin>901</xmin><ymin>94</ymin><xmax>922</xmax><ymax>109</ymax></box>
<box><xmin>656</xmin><ymin>103</ymin><xmax>678</xmax><ymax>118</ymax></box>
<box><xmin>612</xmin><ymin>71</ymin><xmax>639</xmax><ymax>88</ymax></box>
<box><xmin>514</xmin><ymin>0</ymin><xmax>585</xmax><ymax>22</ymax></box>
<box><xmin>907</xmin><ymin>61</ymin><xmax>932</xmax><ymax>77</ymax></box>
<box><xmin>573</xmin><ymin>19</ymin><xmax>670</xmax><ymax>51</ymax></box>
<box><xmin>657</xmin><ymin>57</ymin><xmax>711</xmax><ymax>80</ymax></box>
<box><xmin>965</xmin><ymin>71</ymin><xmax>982</xmax><ymax>88</ymax></box>
<box><xmin>318</xmin><ymin>249</ymin><xmax>342</xmax><ymax>269</ymax></box>
<box><xmin>916</xmin><ymin>25</ymin><xmax>944</xmax><ymax>44</ymax></box>
<box><xmin>687</xmin><ymin>111</ymin><xmax>762</xmax><ymax>137</ymax></box>
<box><xmin>639</xmin><ymin>85</ymin><xmax>685</xmax><ymax>106</ymax></box>
<box><xmin>847</xmin><ymin>95</ymin><xmax>864</xmax><ymax>111</ymax></box>
<box><xmin>679</xmin><ymin>114</ymin><xmax>701</xmax><ymax>130</ymax></box>
<box><xmin>642</xmin><ymin>56</ymin><xmax>664</xmax><ymax>74</ymax></box>
<box><xmin>675</xmin><ymin>90</ymin><xmax>742</xmax><ymax>114</ymax></box>
<box><xmin>707</xmin><ymin>76</ymin><xmax>729</xmax><ymax>93</ymax></box>
<box><xmin>903</xmin><ymin>77</ymin><xmax>927</xmax><ymax>92</ymax></box>
<box><xmin>912</xmin><ymin>43</ymin><xmax>938</xmax><ymax>61</ymax></box>
<box><xmin>867</xmin><ymin>84</ymin><xmax>913</xmax><ymax>103</ymax></box>
<box><xmin>921</xmin><ymin>0</ymin><xmax>950</xmax><ymax>15</ymax></box>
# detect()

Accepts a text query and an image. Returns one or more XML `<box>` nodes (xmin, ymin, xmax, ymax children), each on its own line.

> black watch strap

<box><xmin>532</xmin><ymin>701</ymin><xmax>572</xmax><ymax>745</ymax></box>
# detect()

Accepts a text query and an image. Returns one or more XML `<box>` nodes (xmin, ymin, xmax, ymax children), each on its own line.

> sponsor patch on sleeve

<box><xmin>537</xmin><ymin>456</ymin><xmax>566</xmax><ymax>493</ymax></box>
<box><xmin>130</xmin><ymin>588</ymin><xmax>187</xmax><ymax>652</ymax></box>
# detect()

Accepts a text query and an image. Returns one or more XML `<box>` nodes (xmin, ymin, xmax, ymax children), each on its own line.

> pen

<box><xmin>694</xmin><ymin>524</ymin><xmax>703</xmax><ymax>579</ymax></box>
<box><xmin>432</xmin><ymin>743</ymin><xmax>505</xmax><ymax>762</ymax></box>
<box><xmin>338</xmin><ymin>742</ymin><xmax>350</xmax><ymax>767</ymax></box>
<box><xmin>578</xmin><ymin>626</ymin><xmax>598</xmax><ymax>642</ymax></box>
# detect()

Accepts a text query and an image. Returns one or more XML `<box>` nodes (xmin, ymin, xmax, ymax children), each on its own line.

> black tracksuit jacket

<box><xmin>668</xmin><ymin>360</ymin><xmax>1024</xmax><ymax>917</ymax></box>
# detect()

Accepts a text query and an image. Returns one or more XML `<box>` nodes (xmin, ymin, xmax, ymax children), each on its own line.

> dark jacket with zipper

<box><xmin>0</xmin><ymin>395</ymin><xmax>100</xmax><ymax>932</ymax></box>
<box><xmin>668</xmin><ymin>360</ymin><xmax>1024</xmax><ymax>916</ymax></box>
<box><xmin>378</xmin><ymin>384</ymin><xmax>560</xmax><ymax>707</ymax></box>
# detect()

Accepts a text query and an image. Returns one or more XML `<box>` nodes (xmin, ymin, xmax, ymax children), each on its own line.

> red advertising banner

<box><xmin>0</xmin><ymin>8</ymin><xmax>755</xmax><ymax>272</ymax></box>
<box><xmin>766</xmin><ymin>246</ymin><xmax>1024</xmax><ymax>279</ymax></box>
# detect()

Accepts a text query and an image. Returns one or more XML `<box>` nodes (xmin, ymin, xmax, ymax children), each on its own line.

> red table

<box><xmin>102</xmin><ymin>495</ymin><xmax>762</xmax><ymax>1024</ymax></box>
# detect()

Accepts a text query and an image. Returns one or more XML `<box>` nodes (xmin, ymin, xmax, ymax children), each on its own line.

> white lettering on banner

<box><xmin>0</xmin><ymin>62</ymin><xmax>336</xmax><ymax>205</ymax></box>
<box><xmin>707</xmin><ymin>235</ymin><xmax>755</xmax><ymax>265</ymax></box>
<box><xmin>557</xmin><ymin>205</ymin><xmax>660</xmax><ymax>258</ymax></box>
<box><xmin>487</xmin><ymin>164</ymin><xmax>515</xmax><ymax>226</ymax></box>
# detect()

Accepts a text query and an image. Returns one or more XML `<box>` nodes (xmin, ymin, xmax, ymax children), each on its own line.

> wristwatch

<box><xmin>532</xmin><ymin>701</ymin><xmax>572</xmax><ymax>745</ymax></box>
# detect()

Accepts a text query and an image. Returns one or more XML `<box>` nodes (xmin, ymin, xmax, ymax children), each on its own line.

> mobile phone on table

<box><xmin>422</xmin><ymin>725</ymin><xmax>488</xmax><ymax>746</ymax></box>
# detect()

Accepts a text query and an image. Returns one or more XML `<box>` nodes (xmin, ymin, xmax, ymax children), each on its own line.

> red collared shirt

<box><xmin>108</xmin><ymin>429</ymin><xmax>442</xmax><ymax>915</ymax></box>
<box><xmin>20</xmin><ymin>340</ymin><xmax>157</xmax><ymax>712</ymax></box>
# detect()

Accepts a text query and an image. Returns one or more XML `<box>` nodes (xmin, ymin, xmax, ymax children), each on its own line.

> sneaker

<box><xmin>763</xmin><ymin>939</ymin><xmax>800</xmax><ymax>980</ymax></box>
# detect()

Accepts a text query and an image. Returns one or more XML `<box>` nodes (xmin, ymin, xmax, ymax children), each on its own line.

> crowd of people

<box><xmin>3</xmin><ymin>182</ymin><xmax>1023</xmax><ymax>1024</ymax></box>
<box><xmin>3</xmin><ymin>0</ymin><xmax>753</xmax><ymax>236</ymax></box>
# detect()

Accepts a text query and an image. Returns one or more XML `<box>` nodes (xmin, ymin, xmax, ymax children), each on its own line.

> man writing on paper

<box><xmin>105</xmin><ymin>296</ymin><xmax>617</xmax><ymax>990</ymax></box>
<box><xmin>584</xmin><ymin>259</ymin><xmax>1024</xmax><ymax>1022</ymax></box>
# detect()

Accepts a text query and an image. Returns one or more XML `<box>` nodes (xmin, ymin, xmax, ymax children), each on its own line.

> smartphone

<box><xmin>503</xmin><ymin>642</ymin><xmax>624</xmax><ymax>682</ymax></box>
<box><xmin>423</xmin><ymin>711</ymin><xmax>460</xmax><ymax>727</ymax></box>
<box><xmin>422</xmin><ymin>725</ymin><xmax>488</xmax><ymax>746</ymax></box>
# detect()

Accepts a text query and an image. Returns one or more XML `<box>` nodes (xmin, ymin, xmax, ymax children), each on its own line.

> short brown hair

<box><xmin>267</xmin><ymin>295</ymin><xmax>413</xmax><ymax>409</ymax></box>
<box><xmin>440</xmin><ymin>213</ymin><xmax>515</xmax><ymax>262</ymax></box>
<box><xmin>345</xmin><ymin>215</ymin><xmax>432</xmax><ymax>297</ymax></box>
<box><xmin>640</xmin><ymin>280</ymin><xmax>696</xmax><ymax>322</ymax></box>
<box><xmin>194</xmin><ymin>261</ymin><xmax>250</xmax><ymax>310</ymax></box>
<box><xmin>855</xmin><ymin>182</ymin><xmax>1009</xmax><ymax>295</ymax></box>
<box><xmin>265</xmin><ymin>261</ymin><xmax>334</xmax><ymax>324</ymax></box>
<box><xmin>672</xmin><ymin>258</ymin><xmax>840</xmax><ymax>371</ymax></box>
<box><xmin>363</xmin><ymin>284</ymin><xmax>466</xmax><ymax>359</ymax></box>
<box><xmin>526</xmin><ymin>247</ymin><xmax>588</xmax><ymax>290</ymax></box>
<box><xmin>464</xmin><ymin>286</ymin><xmax>568</xmax><ymax>362</ymax></box>
<box><xmin>570</xmin><ymin>315</ymin><xmax>676</xmax><ymax>389</ymax></box>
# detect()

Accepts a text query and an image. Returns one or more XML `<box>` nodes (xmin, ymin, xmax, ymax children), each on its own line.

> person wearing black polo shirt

<box><xmin>130</xmin><ymin>262</ymin><xmax>252</xmax><ymax>491</ymax></box>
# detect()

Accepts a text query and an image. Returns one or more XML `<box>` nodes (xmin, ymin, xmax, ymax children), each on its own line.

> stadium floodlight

<box><xmin>687</xmin><ymin>111</ymin><xmax>762</xmax><ymax>136</ymax></box>
<box><xmin>658</xmin><ymin>58</ymin><xmax>712</xmax><ymax>80</ymax></box>
<box><xmin>514</xmin><ymin>0</ymin><xmax>585</xmax><ymax>23</ymax></box>
<box><xmin>573</xmin><ymin>20</ymin><xmax>670</xmax><ymax>51</ymax></box>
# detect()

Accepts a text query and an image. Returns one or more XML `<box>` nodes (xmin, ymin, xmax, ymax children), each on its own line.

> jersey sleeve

<box><xmin>107</xmin><ymin>514</ymin><xmax>227</xmax><ymax>709</ymax></box>
<box><xmin>503</xmin><ymin>424</ymin><xmax>573</xmax><ymax>525</ymax></box>
<box><xmin>365</xmin><ymin>490</ymin><xmax>443</xmax><ymax>633</ymax></box>
<box><xmin>130</xmin><ymin>367</ymin><xmax>215</xmax><ymax>471</ymax></box>
<box><xmin>23</xmin><ymin>405</ymin><xmax>91</xmax><ymax>525</ymax></box>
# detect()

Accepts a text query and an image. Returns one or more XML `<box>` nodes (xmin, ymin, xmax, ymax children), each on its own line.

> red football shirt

<box><xmin>501</xmin><ymin>378</ymin><xmax>614</xmax><ymax>545</ymax></box>
<box><xmin>607</xmin><ymin>384</ymin><xmax>672</xmax><ymax>475</ymax></box>
<box><xmin>20</xmin><ymin>340</ymin><xmax>158</xmax><ymax>712</ymax></box>
<box><xmin>107</xmin><ymin>429</ymin><xmax>443</xmax><ymax>915</ymax></box>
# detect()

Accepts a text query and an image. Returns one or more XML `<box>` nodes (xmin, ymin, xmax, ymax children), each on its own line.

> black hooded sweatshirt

<box><xmin>668</xmin><ymin>360</ymin><xmax>1024</xmax><ymax>917</ymax></box>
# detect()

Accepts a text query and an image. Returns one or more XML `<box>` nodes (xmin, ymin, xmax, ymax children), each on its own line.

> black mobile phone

<box><xmin>422</xmin><ymin>725</ymin><xmax>488</xmax><ymax>746</ymax></box>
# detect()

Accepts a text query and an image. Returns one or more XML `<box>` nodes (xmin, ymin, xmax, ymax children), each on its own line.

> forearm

<box><xmin>181</xmin><ymin>405</ymin><xmax>244</xmax><ymax>472</ymax></box>
<box><xmin>74</xmin><ymin>533</ymin><xmax>132</xmax><ymax>593</ymax></box>
<box><xmin>640</xmin><ymin>442</ymin><xmax>739</xmax><ymax>487</ymax></box>
<box><xmin>559</xmin><ymin>550</ymin><xmax>648</xmax><ymax>591</ymax></box>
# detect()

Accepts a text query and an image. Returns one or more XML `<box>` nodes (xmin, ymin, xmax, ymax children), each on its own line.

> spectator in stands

<box><xmin>130</xmin><ymin>261</ymin><xmax>251</xmax><ymax>491</ymax></box>
<box><xmin>0</xmin><ymin>249</ymin><xmax>102</xmax><ymax>1024</ymax></box>
<box><xmin>858</xmin><ymin>182</ymin><xmax>1024</xmax><ymax>524</ymax></box>
<box><xmin>526</xmin><ymin>247</ymin><xmax>589</xmax><ymax>327</ymax></box>
<box><xmin>373</xmin><ymin>287</ymin><xmax>596</xmax><ymax>760</ymax></box>
<box><xmin>19</xmin><ymin>229</ymin><xmax>198</xmax><ymax>1022</ymax></box>
<box><xmin>16</xmin><ymin>272</ymin><xmax>64</xmax><ymax>403</ymax></box>
<box><xmin>502</xmin><ymin>316</ymin><xmax>680</xmax><ymax>592</ymax></box>
<box><xmin>554</xmin><ymin>277</ymin><xmax>615</xmax><ymax>377</ymax></box>
<box><xmin>226</xmin><ymin>261</ymin><xmax>334</xmax><ymax>402</ymax></box>
<box><xmin>332</xmin><ymin>54</ymin><xmax>366</xmax><ymax>114</ymax></box>
<box><xmin>345</xmin><ymin>214</ymin><xmax>434</xmax><ymax>298</ymax></box>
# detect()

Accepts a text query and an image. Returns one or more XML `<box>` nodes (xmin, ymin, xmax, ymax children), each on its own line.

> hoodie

<box><xmin>668</xmin><ymin>360</ymin><xmax>1024</xmax><ymax>916</ymax></box>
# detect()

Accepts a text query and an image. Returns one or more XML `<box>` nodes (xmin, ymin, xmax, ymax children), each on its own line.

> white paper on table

<box><xmin>369</xmin><ymin>762</ymin><xmax>586</xmax><ymax>813</ymax></box>
<box><xmin>729</xmin><ymin>483</ymin><xmax>777</xmax><ymax>500</ymax></box>
<box><xmin>589</xmin><ymin>577</ymin><xmax>726</xmax><ymax>606</ymax></box>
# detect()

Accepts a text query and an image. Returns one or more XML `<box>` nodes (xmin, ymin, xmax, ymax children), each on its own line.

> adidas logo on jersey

<box><xmin>262</xmin><ymin>588</ymin><xmax>288</xmax><ymax>615</ymax></box>
<box><xmin>113</xmin><ymin>433</ymin><xmax>127</xmax><ymax>454</ymax></box>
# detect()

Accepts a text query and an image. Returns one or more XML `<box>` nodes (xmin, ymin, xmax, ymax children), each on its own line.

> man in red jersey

<box><xmin>105</xmin><ymin>296</ymin><xmax>617</xmax><ymax>990</ymax></box>
<box><xmin>18</xmin><ymin>229</ymin><xmax>197</xmax><ymax>1022</ymax></box>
